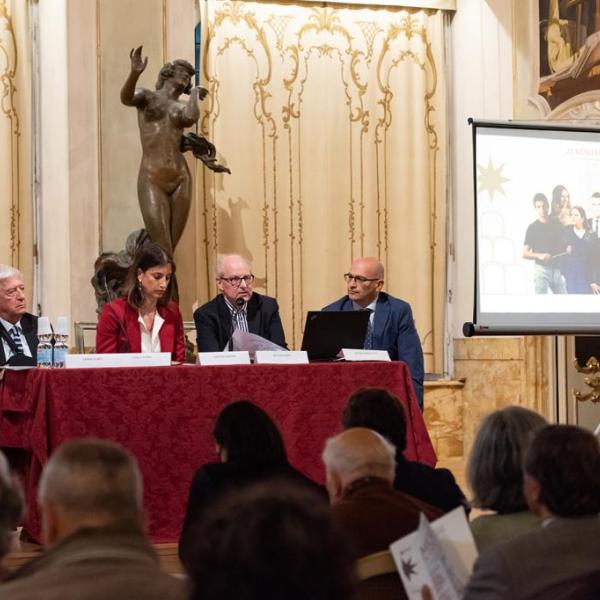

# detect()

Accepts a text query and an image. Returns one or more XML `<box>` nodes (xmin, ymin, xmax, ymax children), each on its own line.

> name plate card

<box><xmin>339</xmin><ymin>349</ymin><xmax>391</xmax><ymax>362</ymax></box>
<box><xmin>65</xmin><ymin>352</ymin><xmax>171</xmax><ymax>369</ymax></box>
<box><xmin>254</xmin><ymin>351</ymin><xmax>309</xmax><ymax>365</ymax></box>
<box><xmin>198</xmin><ymin>351</ymin><xmax>251</xmax><ymax>366</ymax></box>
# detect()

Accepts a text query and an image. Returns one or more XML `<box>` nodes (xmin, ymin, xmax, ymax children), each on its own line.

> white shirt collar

<box><xmin>0</xmin><ymin>316</ymin><xmax>21</xmax><ymax>332</ymax></box>
<box><xmin>351</xmin><ymin>296</ymin><xmax>378</xmax><ymax>313</ymax></box>
<box><xmin>224</xmin><ymin>296</ymin><xmax>247</xmax><ymax>314</ymax></box>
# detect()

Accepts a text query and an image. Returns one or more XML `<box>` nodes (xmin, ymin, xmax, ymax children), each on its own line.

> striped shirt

<box><xmin>224</xmin><ymin>297</ymin><xmax>249</xmax><ymax>333</ymax></box>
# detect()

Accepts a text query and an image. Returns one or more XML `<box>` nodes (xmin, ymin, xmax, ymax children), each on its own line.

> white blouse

<box><xmin>138</xmin><ymin>311</ymin><xmax>164</xmax><ymax>353</ymax></box>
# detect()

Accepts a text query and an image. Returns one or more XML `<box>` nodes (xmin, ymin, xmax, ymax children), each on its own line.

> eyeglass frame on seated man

<box><xmin>218</xmin><ymin>274</ymin><xmax>255</xmax><ymax>288</ymax></box>
<box><xmin>343</xmin><ymin>273</ymin><xmax>381</xmax><ymax>284</ymax></box>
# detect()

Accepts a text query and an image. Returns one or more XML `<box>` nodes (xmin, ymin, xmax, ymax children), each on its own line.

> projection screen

<box><xmin>465</xmin><ymin>119</ymin><xmax>600</xmax><ymax>336</ymax></box>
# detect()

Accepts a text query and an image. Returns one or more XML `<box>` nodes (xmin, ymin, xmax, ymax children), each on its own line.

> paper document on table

<box><xmin>389</xmin><ymin>507</ymin><xmax>478</xmax><ymax>600</ymax></box>
<box><xmin>229</xmin><ymin>330</ymin><xmax>286</xmax><ymax>356</ymax></box>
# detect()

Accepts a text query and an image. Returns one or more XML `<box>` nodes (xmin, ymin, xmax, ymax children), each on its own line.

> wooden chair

<box><xmin>354</xmin><ymin>549</ymin><xmax>407</xmax><ymax>600</ymax></box>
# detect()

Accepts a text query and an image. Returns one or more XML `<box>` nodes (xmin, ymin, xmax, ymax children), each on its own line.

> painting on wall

<box><xmin>538</xmin><ymin>0</ymin><xmax>600</xmax><ymax>110</ymax></box>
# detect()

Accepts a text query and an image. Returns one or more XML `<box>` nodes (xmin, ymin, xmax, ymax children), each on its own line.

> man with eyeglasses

<box><xmin>0</xmin><ymin>264</ymin><xmax>38</xmax><ymax>366</ymax></box>
<box><xmin>323</xmin><ymin>257</ymin><xmax>424</xmax><ymax>408</ymax></box>
<box><xmin>193</xmin><ymin>254</ymin><xmax>287</xmax><ymax>351</ymax></box>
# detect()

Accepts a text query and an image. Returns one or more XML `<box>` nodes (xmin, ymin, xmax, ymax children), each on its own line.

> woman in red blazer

<box><xmin>96</xmin><ymin>243</ymin><xmax>185</xmax><ymax>362</ymax></box>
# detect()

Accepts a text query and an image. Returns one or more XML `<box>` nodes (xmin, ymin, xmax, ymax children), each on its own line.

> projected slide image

<box><xmin>475</xmin><ymin>127</ymin><xmax>600</xmax><ymax>317</ymax></box>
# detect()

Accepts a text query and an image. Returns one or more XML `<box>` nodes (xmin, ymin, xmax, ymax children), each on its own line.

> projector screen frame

<box><xmin>466</xmin><ymin>118</ymin><xmax>600</xmax><ymax>337</ymax></box>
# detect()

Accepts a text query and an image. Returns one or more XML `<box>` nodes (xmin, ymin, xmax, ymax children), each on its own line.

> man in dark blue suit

<box><xmin>322</xmin><ymin>257</ymin><xmax>424</xmax><ymax>408</ymax></box>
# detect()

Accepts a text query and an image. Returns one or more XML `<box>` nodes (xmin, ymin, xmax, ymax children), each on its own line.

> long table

<box><xmin>0</xmin><ymin>361</ymin><xmax>435</xmax><ymax>542</ymax></box>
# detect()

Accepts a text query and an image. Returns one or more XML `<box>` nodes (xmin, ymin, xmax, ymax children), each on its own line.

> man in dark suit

<box><xmin>322</xmin><ymin>427</ymin><xmax>441</xmax><ymax>562</ymax></box>
<box><xmin>342</xmin><ymin>387</ymin><xmax>467</xmax><ymax>514</ymax></box>
<box><xmin>0</xmin><ymin>265</ymin><xmax>37</xmax><ymax>366</ymax></box>
<box><xmin>323</xmin><ymin>257</ymin><xmax>424</xmax><ymax>408</ymax></box>
<box><xmin>464</xmin><ymin>425</ymin><xmax>600</xmax><ymax>599</ymax></box>
<box><xmin>194</xmin><ymin>254</ymin><xmax>286</xmax><ymax>351</ymax></box>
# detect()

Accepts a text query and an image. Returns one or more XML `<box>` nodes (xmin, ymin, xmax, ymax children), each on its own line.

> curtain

<box><xmin>0</xmin><ymin>0</ymin><xmax>33</xmax><ymax>287</ymax></box>
<box><xmin>198</xmin><ymin>0</ymin><xmax>448</xmax><ymax>371</ymax></box>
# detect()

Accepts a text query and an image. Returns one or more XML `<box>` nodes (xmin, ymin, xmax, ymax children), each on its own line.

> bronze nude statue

<box><xmin>120</xmin><ymin>46</ymin><xmax>229</xmax><ymax>255</ymax></box>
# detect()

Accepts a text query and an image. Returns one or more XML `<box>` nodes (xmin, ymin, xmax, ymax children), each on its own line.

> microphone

<box><xmin>102</xmin><ymin>275</ymin><xmax>130</xmax><ymax>353</ymax></box>
<box><xmin>227</xmin><ymin>298</ymin><xmax>246</xmax><ymax>351</ymax></box>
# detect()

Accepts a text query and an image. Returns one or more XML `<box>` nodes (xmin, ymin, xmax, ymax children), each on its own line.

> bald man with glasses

<box><xmin>193</xmin><ymin>254</ymin><xmax>287</xmax><ymax>352</ymax></box>
<box><xmin>323</xmin><ymin>257</ymin><xmax>424</xmax><ymax>408</ymax></box>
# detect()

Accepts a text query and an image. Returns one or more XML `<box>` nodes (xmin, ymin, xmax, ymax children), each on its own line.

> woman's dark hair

<box><xmin>467</xmin><ymin>406</ymin><xmax>547</xmax><ymax>513</ymax></box>
<box><xmin>550</xmin><ymin>184</ymin><xmax>569</xmax><ymax>216</ymax></box>
<box><xmin>187</xmin><ymin>481</ymin><xmax>354</xmax><ymax>600</ymax></box>
<box><xmin>213</xmin><ymin>401</ymin><xmax>287</xmax><ymax>464</ymax></box>
<box><xmin>342</xmin><ymin>388</ymin><xmax>407</xmax><ymax>453</ymax></box>
<box><xmin>525</xmin><ymin>425</ymin><xmax>600</xmax><ymax>517</ymax></box>
<box><xmin>156</xmin><ymin>59</ymin><xmax>195</xmax><ymax>94</ymax></box>
<box><xmin>124</xmin><ymin>243</ymin><xmax>175</xmax><ymax>309</ymax></box>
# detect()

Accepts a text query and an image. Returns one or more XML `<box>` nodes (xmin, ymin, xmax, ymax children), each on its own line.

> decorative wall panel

<box><xmin>200</xmin><ymin>0</ymin><xmax>448</xmax><ymax>364</ymax></box>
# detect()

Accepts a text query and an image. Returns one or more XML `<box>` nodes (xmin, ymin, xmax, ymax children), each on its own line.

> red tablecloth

<box><xmin>0</xmin><ymin>361</ymin><xmax>435</xmax><ymax>542</ymax></box>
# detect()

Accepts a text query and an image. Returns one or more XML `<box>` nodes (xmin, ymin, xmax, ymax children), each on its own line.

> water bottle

<box><xmin>36</xmin><ymin>316</ymin><xmax>53</xmax><ymax>368</ymax></box>
<box><xmin>53</xmin><ymin>316</ymin><xmax>69</xmax><ymax>368</ymax></box>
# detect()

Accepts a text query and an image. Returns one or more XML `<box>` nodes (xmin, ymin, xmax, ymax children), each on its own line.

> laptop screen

<box><xmin>300</xmin><ymin>311</ymin><xmax>370</xmax><ymax>361</ymax></box>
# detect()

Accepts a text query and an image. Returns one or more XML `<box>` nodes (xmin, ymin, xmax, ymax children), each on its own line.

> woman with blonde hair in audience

<box><xmin>467</xmin><ymin>405</ymin><xmax>547</xmax><ymax>553</ymax></box>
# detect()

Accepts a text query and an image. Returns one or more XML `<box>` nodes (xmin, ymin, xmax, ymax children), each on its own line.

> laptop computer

<box><xmin>301</xmin><ymin>310</ymin><xmax>370</xmax><ymax>361</ymax></box>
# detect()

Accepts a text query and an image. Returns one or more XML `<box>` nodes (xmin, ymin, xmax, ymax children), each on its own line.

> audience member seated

<box><xmin>467</xmin><ymin>406</ymin><xmax>547</xmax><ymax>553</ymax></box>
<box><xmin>184</xmin><ymin>480</ymin><xmax>354</xmax><ymax>600</ymax></box>
<box><xmin>322</xmin><ymin>427</ymin><xmax>441</xmax><ymax>562</ymax></box>
<box><xmin>96</xmin><ymin>242</ymin><xmax>185</xmax><ymax>361</ymax></box>
<box><xmin>0</xmin><ymin>451</ymin><xmax>23</xmax><ymax>581</ymax></box>
<box><xmin>464</xmin><ymin>425</ymin><xmax>600</xmax><ymax>600</ymax></box>
<box><xmin>1</xmin><ymin>439</ymin><xmax>187</xmax><ymax>600</ymax></box>
<box><xmin>178</xmin><ymin>400</ymin><xmax>324</xmax><ymax>571</ymax></box>
<box><xmin>342</xmin><ymin>387</ymin><xmax>467</xmax><ymax>513</ymax></box>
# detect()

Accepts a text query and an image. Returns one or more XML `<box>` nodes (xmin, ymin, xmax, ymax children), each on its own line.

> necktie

<box><xmin>595</xmin><ymin>219</ymin><xmax>599</xmax><ymax>237</ymax></box>
<box><xmin>361</xmin><ymin>308</ymin><xmax>373</xmax><ymax>350</ymax></box>
<box><xmin>10</xmin><ymin>325</ymin><xmax>24</xmax><ymax>355</ymax></box>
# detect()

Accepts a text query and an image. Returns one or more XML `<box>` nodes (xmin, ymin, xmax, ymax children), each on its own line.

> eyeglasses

<box><xmin>219</xmin><ymin>275</ymin><xmax>255</xmax><ymax>287</ymax></box>
<box><xmin>343</xmin><ymin>273</ymin><xmax>380</xmax><ymax>284</ymax></box>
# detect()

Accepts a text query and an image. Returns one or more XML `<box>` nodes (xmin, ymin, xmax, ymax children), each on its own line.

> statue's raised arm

<box><xmin>121</xmin><ymin>46</ymin><xmax>149</xmax><ymax>107</ymax></box>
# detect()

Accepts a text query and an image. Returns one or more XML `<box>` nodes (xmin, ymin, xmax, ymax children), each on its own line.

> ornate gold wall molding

<box><xmin>0</xmin><ymin>0</ymin><xmax>32</xmax><ymax>293</ymax></box>
<box><xmin>200</xmin><ymin>1</ymin><xmax>448</xmax><ymax>362</ymax></box>
<box><xmin>0</xmin><ymin>0</ymin><xmax>21</xmax><ymax>265</ymax></box>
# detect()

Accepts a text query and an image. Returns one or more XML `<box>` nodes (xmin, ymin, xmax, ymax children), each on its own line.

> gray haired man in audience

<box><xmin>322</xmin><ymin>428</ymin><xmax>440</xmax><ymax>561</ymax></box>
<box><xmin>1</xmin><ymin>439</ymin><xmax>187</xmax><ymax>599</ymax></box>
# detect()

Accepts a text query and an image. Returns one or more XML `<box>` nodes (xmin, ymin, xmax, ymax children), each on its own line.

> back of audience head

<box><xmin>38</xmin><ymin>438</ymin><xmax>143</xmax><ymax>546</ymax></box>
<box><xmin>322</xmin><ymin>427</ymin><xmax>396</xmax><ymax>503</ymax></box>
<box><xmin>187</xmin><ymin>481</ymin><xmax>354</xmax><ymax>600</ymax></box>
<box><xmin>213</xmin><ymin>400</ymin><xmax>287</xmax><ymax>464</ymax></box>
<box><xmin>467</xmin><ymin>406</ymin><xmax>547</xmax><ymax>513</ymax></box>
<box><xmin>342</xmin><ymin>387</ymin><xmax>407</xmax><ymax>453</ymax></box>
<box><xmin>524</xmin><ymin>424</ymin><xmax>600</xmax><ymax>518</ymax></box>
<box><xmin>0</xmin><ymin>451</ymin><xmax>23</xmax><ymax>560</ymax></box>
